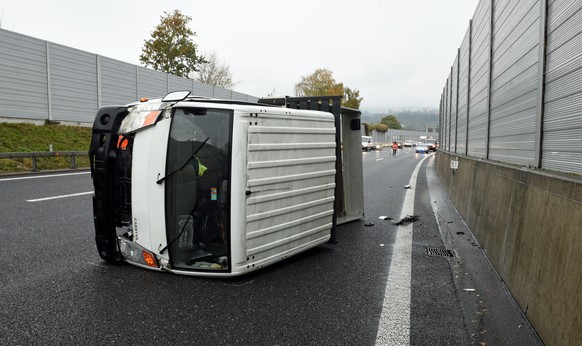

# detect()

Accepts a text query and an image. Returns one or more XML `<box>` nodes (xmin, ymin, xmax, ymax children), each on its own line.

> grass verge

<box><xmin>0</xmin><ymin>122</ymin><xmax>92</xmax><ymax>173</ymax></box>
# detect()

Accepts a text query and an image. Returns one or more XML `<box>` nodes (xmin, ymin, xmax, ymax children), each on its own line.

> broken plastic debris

<box><xmin>404</xmin><ymin>184</ymin><xmax>411</xmax><ymax>189</ymax></box>
<box><xmin>379</xmin><ymin>216</ymin><xmax>394</xmax><ymax>220</ymax></box>
<box><xmin>391</xmin><ymin>215</ymin><xmax>419</xmax><ymax>225</ymax></box>
<box><xmin>364</xmin><ymin>222</ymin><xmax>374</xmax><ymax>226</ymax></box>
<box><xmin>463</xmin><ymin>288</ymin><xmax>476</xmax><ymax>292</ymax></box>
<box><xmin>379</xmin><ymin>244</ymin><xmax>385</xmax><ymax>247</ymax></box>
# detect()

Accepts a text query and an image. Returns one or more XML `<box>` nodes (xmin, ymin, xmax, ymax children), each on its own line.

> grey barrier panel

<box><xmin>457</xmin><ymin>26</ymin><xmax>471</xmax><ymax>155</ymax></box>
<box><xmin>362</xmin><ymin>129</ymin><xmax>438</xmax><ymax>144</ymax></box>
<box><xmin>467</xmin><ymin>0</ymin><xmax>491</xmax><ymax>158</ymax></box>
<box><xmin>0</xmin><ymin>30</ymin><xmax>48</xmax><ymax>119</ymax></box>
<box><xmin>0</xmin><ymin>28</ymin><xmax>260</xmax><ymax>123</ymax></box>
<box><xmin>49</xmin><ymin>42</ymin><xmax>98</xmax><ymax>123</ymax></box>
<box><xmin>488</xmin><ymin>0</ymin><xmax>540</xmax><ymax>165</ymax></box>
<box><xmin>450</xmin><ymin>66</ymin><xmax>454</xmax><ymax>153</ymax></box>
<box><xmin>448</xmin><ymin>74</ymin><xmax>451</xmax><ymax>150</ymax></box>
<box><xmin>101</xmin><ymin>56</ymin><xmax>139</xmax><ymax>106</ymax></box>
<box><xmin>193</xmin><ymin>80</ymin><xmax>214</xmax><ymax>98</ymax></box>
<box><xmin>451</xmin><ymin>53</ymin><xmax>459</xmax><ymax>153</ymax></box>
<box><xmin>542</xmin><ymin>0</ymin><xmax>582</xmax><ymax>173</ymax></box>
<box><xmin>213</xmin><ymin>86</ymin><xmax>232</xmax><ymax>99</ymax></box>
<box><xmin>168</xmin><ymin>74</ymin><xmax>193</xmax><ymax>92</ymax></box>
<box><xmin>232</xmin><ymin>90</ymin><xmax>249</xmax><ymax>101</ymax></box>
<box><xmin>137</xmin><ymin>66</ymin><xmax>169</xmax><ymax>100</ymax></box>
<box><xmin>441</xmin><ymin>0</ymin><xmax>582</xmax><ymax>174</ymax></box>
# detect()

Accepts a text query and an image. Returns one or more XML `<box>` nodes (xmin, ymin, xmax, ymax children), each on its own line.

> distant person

<box><xmin>392</xmin><ymin>142</ymin><xmax>398</xmax><ymax>156</ymax></box>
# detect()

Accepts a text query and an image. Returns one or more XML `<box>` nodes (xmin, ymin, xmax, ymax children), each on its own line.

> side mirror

<box><xmin>162</xmin><ymin>90</ymin><xmax>191</xmax><ymax>102</ymax></box>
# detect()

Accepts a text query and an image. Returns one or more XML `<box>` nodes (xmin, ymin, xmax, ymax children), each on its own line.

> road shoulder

<box><xmin>426</xmin><ymin>156</ymin><xmax>542</xmax><ymax>345</ymax></box>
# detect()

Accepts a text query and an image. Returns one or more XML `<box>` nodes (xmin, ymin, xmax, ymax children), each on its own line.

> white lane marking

<box><xmin>27</xmin><ymin>191</ymin><xmax>94</xmax><ymax>202</ymax></box>
<box><xmin>375</xmin><ymin>154</ymin><xmax>430</xmax><ymax>345</ymax></box>
<box><xmin>376</xmin><ymin>158</ymin><xmax>385</xmax><ymax>161</ymax></box>
<box><xmin>0</xmin><ymin>171</ymin><xmax>90</xmax><ymax>182</ymax></box>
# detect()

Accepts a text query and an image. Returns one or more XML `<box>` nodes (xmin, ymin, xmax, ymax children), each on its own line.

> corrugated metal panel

<box><xmin>0</xmin><ymin>29</ymin><xmax>48</xmax><ymax>119</ymax></box>
<box><xmin>168</xmin><ymin>74</ymin><xmax>193</xmax><ymax>92</ymax></box>
<box><xmin>245</xmin><ymin>111</ymin><xmax>336</xmax><ymax>261</ymax></box>
<box><xmin>193</xmin><ymin>81</ymin><xmax>214</xmax><ymax>98</ymax></box>
<box><xmin>137</xmin><ymin>67</ymin><xmax>168</xmax><ymax>99</ymax></box>
<box><xmin>489</xmin><ymin>0</ymin><xmax>540</xmax><ymax>165</ymax></box>
<box><xmin>448</xmin><ymin>74</ymin><xmax>451</xmax><ymax>150</ymax></box>
<box><xmin>49</xmin><ymin>43</ymin><xmax>97</xmax><ymax>122</ymax></box>
<box><xmin>543</xmin><ymin>0</ymin><xmax>582</xmax><ymax>174</ymax></box>
<box><xmin>0</xmin><ymin>28</ymin><xmax>266</xmax><ymax>123</ymax></box>
<box><xmin>450</xmin><ymin>55</ymin><xmax>459</xmax><ymax>153</ymax></box>
<box><xmin>457</xmin><ymin>27</ymin><xmax>471</xmax><ymax>155</ymax></box>
<box><xmin>246</xmin><ymin>95</ymin><xmax>260</xmax><ymax>103</ymax></box>
<box><xmin>101</xmin><ymin>56</ymin><xmax>138</xmax><ymax>106</ymax></box>
<box><xmin>232</xmin><ymin>91</ymin><xmax>249</xmax><ymax>101</ymax></box>
<box><xmin>467</xmin><ymin>0</ymin><xmax>491</xmax><ymax>158</ymax></box>
<box><xmin>213</xmin><ymin>87</ymin><xmax>232</xmax><ymax>99</ymax></box>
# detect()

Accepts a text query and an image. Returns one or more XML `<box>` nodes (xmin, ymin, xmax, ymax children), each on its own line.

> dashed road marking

<box><xmin>0</xmin><ymin>171</ymin><xmax>90</xmax><ymax>182</ymax></box>
<box><xmin>27</xmin><ymin>191</ymin><xmax>93</xmax><ymax>202</ymax></box>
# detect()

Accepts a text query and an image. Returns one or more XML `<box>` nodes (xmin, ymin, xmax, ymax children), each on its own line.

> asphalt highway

<box><xmin>0</xmin><ymin>148</ymin><xmax>542</xmax><ymax>345</ymax></box>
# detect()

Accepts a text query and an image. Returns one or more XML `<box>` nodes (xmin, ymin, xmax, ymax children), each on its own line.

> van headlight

<box><xmin>119</xmin><ymin>238</ymin><xmax>158</xmax><ymax>268</ymax></box>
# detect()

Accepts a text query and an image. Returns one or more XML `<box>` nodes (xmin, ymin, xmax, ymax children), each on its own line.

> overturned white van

<box><xmin>89</xmin><ymin>91</ymin><xmax>340</xmax><ymax>277</ymax></box>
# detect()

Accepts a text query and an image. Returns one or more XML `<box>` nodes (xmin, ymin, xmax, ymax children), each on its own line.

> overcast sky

<box><xmin>0</xmin><ymin>0</ymin><xmax>479</xmax><ymax>112</ymax></box>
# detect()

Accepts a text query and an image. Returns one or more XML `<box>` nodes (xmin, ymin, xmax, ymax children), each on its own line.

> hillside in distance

<box><xmin>361</xmin><ymin>108</ymin><xmax>439</xmax><ymax>131</ymax></box>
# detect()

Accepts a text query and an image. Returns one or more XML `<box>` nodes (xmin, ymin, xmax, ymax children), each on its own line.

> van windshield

<box><xmin>164</xmin><ymin>108</ymin><xmax>233</xmax><ymax>271</ymax></box>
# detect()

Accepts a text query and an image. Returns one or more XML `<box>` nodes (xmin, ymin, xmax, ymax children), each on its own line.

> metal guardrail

<box><xmin>0</xmin><ymin>151</ymin><xmax>88</xmax><ymax>172</ymax></box>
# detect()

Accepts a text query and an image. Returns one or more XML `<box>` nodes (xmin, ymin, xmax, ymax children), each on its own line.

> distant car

<box><xmin>416</xmin><ymin>143</ymin><xmax>430</xmax><ymax>153</ymax></box>
<box><xmin>372</xmin><ymin>142</ymin><xmax>382</xmax><ymax>150</ymax></box>
<box><xmin>425</xmin><ymin>139</ymin><xmax>437</xmax><ymax>152</ymax></box>
<box><xmin>403</xmin><ymin>141</ymin><xmax>413</xmax><ymax>147</ymax></box>
<box><xmin>361</xmin><ymin>136</ymin><xmax>372</xmax><ymax>151</ymax></box>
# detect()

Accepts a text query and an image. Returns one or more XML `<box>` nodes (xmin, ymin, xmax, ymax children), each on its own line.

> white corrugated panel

<box><xmin>245</xmin><ymin>110</ymin><xmax>336</xmax><ymax>262</ymax></box>
<box><xmin>101</xmin><ymin>57</ymin><xmax>138</xmax><ymax>105</ymax></box>
<box><xmin>49</xmin><ymin>43</ymin><xmax>97</xmax><ymax>122</ymax></box>
<box><xmin>489</xmin><ymin>0</ymin><xmax>540</xmax><ymax>165</ymax></box>
<box><xmin>0</xmin><ymin>29</ymin><xmax>48</xmax><ymax>119</ymax></box>
<box><xmin>467</xmin><ymin>0</ymin><xmax>491</xmax><ymax>158</ymax></box>
<box><xmin>543</xmin><ymin>0</ymin><xmax>582</xmax><ymax>174</ymax></box>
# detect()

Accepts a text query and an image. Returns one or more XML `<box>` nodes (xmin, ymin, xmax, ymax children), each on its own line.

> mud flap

<box><xmin>89</xmin><ymin>106</ymin><xmax>129</xmax><ymax>263</ymax></box>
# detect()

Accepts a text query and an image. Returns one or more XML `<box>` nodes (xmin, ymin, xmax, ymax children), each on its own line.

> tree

<box><xmin>343</xmin><ymin>87</ymin><xmax>363</xmax><ymax>109</ymax></box>
<box><xmin>196</xmin><ymin>52</ymin><xmax>237</xmax><ymax>89</ymax></box>
<box><xmin>140</xmin><ymin>10</ymin><xmax>206</xmax><ymax>78</ymax></box>
<box><xmin>294</xmin><ymin>68</ymin><xmax>344</xmax><ymax>97</ymax></box>
<box><xmin>380</xmin><ymin>115</ymin><xmax>402</xmax><ymax>129</ymax></box>
<box><xmin>294</xmin><ymin>68</ymin><xmax>364</xmax><ymax>109</ymax></box>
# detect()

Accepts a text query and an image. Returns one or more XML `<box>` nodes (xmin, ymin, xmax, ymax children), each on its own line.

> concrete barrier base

<box><xmin>435</xmin><ymin>151</ymin><xmax>582</xmax><ymax>346</ymax></box>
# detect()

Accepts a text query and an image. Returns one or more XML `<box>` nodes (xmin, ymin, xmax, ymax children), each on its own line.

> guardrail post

<box><xmin>32</xmin><ymin>155</ymin><xmax>37</xmax><ymax>172</ymax></box>
<box><xmin>71</xmin><ymin>152</ymin><xmax>76</xmax><ymax>169</ymax></box>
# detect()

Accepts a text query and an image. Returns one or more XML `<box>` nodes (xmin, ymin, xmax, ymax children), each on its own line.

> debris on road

<box><xmin>378</xmin><ymin>216</ymin><xmax>394</xmax><ymax>220</ymax></box>
<box><xmin>404</xmin><ymin>184</ymin><xmax>411</xmax><ymax>189</ymax></box>
<box><xmin>391</xmin><ymin>214</ymin><xmax>420</xmax><ymax>225</ymax></box>
<box><xmin>364</xmin><ymin>222</ymin><xmax>374</xmax><ymax>226</ymax></box>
